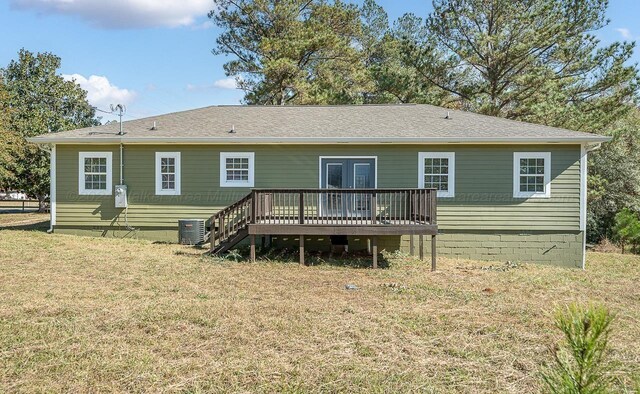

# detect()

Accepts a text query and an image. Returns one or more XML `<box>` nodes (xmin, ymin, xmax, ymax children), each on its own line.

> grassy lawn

<box><xmin>0</xmin><ymin>212</ymin><xmax>49</xmax><ymax>227</ymax></box>
<box><xmin>0</xmin><ymin>215</ymin><xmax>638</xmax><ymax>393</ymax></box>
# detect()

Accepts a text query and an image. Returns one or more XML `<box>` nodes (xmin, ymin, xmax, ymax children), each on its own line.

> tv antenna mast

<box><xmin>110</xmin><ymin>104</ymin><xmax>126</xmax><ymax>135</ymax></box>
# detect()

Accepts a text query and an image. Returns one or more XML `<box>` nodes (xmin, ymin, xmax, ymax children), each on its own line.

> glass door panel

<box><xmin>352</xmin><ymin>163</ymin><xmax>372</xmax><ymax>217</ymax></box>
<box><xmin>325</xmin><ymin>163</ymin><xmax>345</xmax><ymax>217</ymax></box>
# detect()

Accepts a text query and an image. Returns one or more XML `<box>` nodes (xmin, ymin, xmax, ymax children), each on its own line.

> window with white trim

<box><xmin>79</xmin><ymin>152</ymin><xmax>112</xmax><ymax>195</ymax></box>
<box><xmin>155</xmin><ymin>152</ymin><xmax>181</xmax><ymax>195</ymax></box>
<box><xmin>418</xmin><ymin>152</ymin><xmax>455</xmax><ymax>198</ymax></box>
<box><xmin>220</xmin><ymin>152</ymin><xmax>255</xmax><ymax>187</ymax></box>
<box><xmin>513</xmin><ymin>152</ymin><xmax>551</xmax><ymax>198</ymax></box>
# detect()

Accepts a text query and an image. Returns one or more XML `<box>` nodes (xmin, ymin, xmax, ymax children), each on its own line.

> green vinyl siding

<box><xmin>54</xmin><ymin>144</ymin><xmax>581</xmax><ymax>231</ymax></box>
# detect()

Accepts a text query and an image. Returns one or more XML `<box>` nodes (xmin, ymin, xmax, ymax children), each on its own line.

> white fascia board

<box><xmin>27</xmin><ymin>136</ymin><xmax>613</xmax><ymax>145</ymax></box>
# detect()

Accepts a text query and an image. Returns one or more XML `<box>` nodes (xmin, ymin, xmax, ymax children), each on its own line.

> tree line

<box><xmin>1</xmin><ymin>0</ymin><xmax>639</xmax><ymax>244</ymax></box>
<box><xmin>211</xmin><ymin>0</ymin><xmax>636</xmax><ymax>125</ymax></box>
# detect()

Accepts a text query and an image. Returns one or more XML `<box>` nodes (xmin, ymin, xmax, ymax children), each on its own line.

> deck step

<box><xmin>211</xmin><ymin>228</ymin><xmax>249</xmax><ymax>255</ymax></box>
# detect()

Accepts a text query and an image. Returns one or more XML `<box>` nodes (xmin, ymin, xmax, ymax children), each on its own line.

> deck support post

<box><xmin>409</xmin><ymin>235</ymin><xmax>415</xmax><ymax>256</ymax></box>
<box><xmin>372</xmin><ymin>236</ymin><xmax>378</xmax><ymax>269</ymax></box>
<box><xmin>431</xmin><ymin>234</ymin><xmax>437</xmax><ymax>271</ymax></box>
<box><xmin>250</xmin><ymin>234</ymin><xmax>256</xmax><ymax>263</ymax></box>
<box><xmin>209</xmin><ymin>218</ymin><xmax>215</xmax><ymax>254</ymax></box>
<box><xmin>419</xmin><ymin>235</ymin><xmax>424</xmax><ymax>260</ymax></box>
<box><xmin>299</xmin><ymin>235</ymin><xmax>305</xmax><ymax>265</ymax></box>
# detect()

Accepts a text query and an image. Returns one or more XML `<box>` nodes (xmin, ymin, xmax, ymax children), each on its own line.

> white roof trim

<box><xmin>28</xmin><ymin>136</ymin><xmax>611</xmax><ymax>144</ymax></box>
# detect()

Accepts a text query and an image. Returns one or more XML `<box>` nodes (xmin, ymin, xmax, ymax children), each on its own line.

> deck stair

<box><xmin>208</xmin><ymin>193</ymin><xmax>252</xmax><ymax>255</ymax></box>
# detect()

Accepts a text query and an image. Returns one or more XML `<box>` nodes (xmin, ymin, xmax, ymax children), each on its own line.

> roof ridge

<box><xmin>114</xmin><ymin>103</ymin><xmax>420</xmax><ymax>127</ymax></box>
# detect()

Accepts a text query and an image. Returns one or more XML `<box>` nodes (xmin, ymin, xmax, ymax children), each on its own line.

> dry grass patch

<box><xmin>592</xmin><ymin>237</ymin><xmax>622</xmax><ymax>254</ymax></box>
<box><xmin>0</xmin><ymin>212</ymin><xmax>48</xmax><ymax>227</ymax></box>
<box><xmin>0</xmin><ymin>226</ymin><xmax>638</xmax><ymax>393</ymax></box>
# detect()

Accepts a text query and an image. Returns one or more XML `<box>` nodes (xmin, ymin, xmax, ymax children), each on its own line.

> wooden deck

<box><xmin>248</xmin><ymin>219</ymin><xmax>437</xmax><ymax>235</ymax></box>
<box><xmin>208</xmin><ymin>189</ymin><xmax>438</xmax><ymax>269</ymax></box>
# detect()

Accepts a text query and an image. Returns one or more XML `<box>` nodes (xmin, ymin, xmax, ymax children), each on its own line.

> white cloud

<box><xmin>213</xmin><ymin>77</ymin><xmax>239</xmax><ymax>90</ymax></box>
<box><xmin>616</xmin><ymin>28</ymin><xmax>633</xmax><ymax>40</ymax></box>
<box><xmin>63</xmin><ymin>74</ymin><xmax>136</xmax><ymax>109</ymax></box>
<box><xmin>192</xmin><ymin>20</ymin><xmax>214</xmax><ymax>30</ymax></box>
<box><xmin>186</xmin><ymin>77</ymin><xmax>240</xmax><ymax>91</ymax></box>
<box><xmin>10</xmin><ymin>0</ymin><xmax>212</xmax><ymax>29</ymax></box>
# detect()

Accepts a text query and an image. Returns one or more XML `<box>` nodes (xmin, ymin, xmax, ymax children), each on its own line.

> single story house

<box><xmin>28</xmin><ymin>104</ymin><xmax>610</xmax><ymax>268</ymax></box>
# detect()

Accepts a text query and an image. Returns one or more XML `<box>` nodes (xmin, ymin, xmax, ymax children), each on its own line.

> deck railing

<box><xmin>209</xmin><ymin>189</ymin><xmax>436</xmax><ymax>244</ymax></box>
<box><xmin>251</xmin><ymin>188</ymin><xmax>437</xmax><ymax>226</ymax></box>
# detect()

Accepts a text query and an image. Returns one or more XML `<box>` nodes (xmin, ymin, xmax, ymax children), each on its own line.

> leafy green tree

<box><xmin>542</xmin><ymin>304</ymin><xmax>615</xmax><ymax>394</ymax></box>
<box><xmin>402</xmin><ymin>0</ymin><xmax>640</xmax><ymax>131</ymax></box>
<box><xmin>588</xmin><ymin>110</ymin><xmax>640</xmax><ymax>242</ymax></box>
<box><xmin>612</xmin><ymin>208</ymin><xmax>640</xmax><ymax>254</ymax></box>
<box><xmin>209</xmin><ymin>0</ymin><xmax>370</xmax><ymax>105</ymax></box>
<box><xmin>0</xmin><ymin>131</ymin><xmax>20</xmax><ymax>187</ymax></box>
<box><xmin>0</xmin><ymin>80</ymin><xmax>16</xmax><ymax>184</ymax></box>
<box><xmin>1</xmin><ymin>49</ymin><xmax>98</xmax><ymax>210</ymax></box>
<box><xmin>0</xmin><ymin>80</ymin><xmax>7</xmax><ymax>125</ymax></box>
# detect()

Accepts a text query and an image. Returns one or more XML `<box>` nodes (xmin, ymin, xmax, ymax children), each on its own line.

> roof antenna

<box><xmin>229</xmin><ymin>124</ymin><xmax>236</xmax><ymax>134</ymax></box>
<box><xmin>445</xmin><ymin>111</ymin><xmax>451</xmax><ymax>120</ymax></box>
<box><xmin>110</xmin><ymin>104</ymin><xmax>126</xmax><ymax>135</ymax></box>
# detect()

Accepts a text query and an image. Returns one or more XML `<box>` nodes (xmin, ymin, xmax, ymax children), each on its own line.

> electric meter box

<box><xmin>115</xmin><ymin>185</ymin><xmax>128</xmax><ymax>208</ymax></box>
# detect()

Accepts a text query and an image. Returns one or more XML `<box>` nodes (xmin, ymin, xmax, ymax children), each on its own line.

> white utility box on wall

<box><xmin>115</xmin><ymin>185</ymin><xmax>128</xmax><ymax>208</ymax></box>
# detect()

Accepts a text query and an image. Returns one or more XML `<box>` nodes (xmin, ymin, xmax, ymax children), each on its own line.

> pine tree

<box><xmin>403</xmin><ymin>0</ymin><xmax>640</xmax><ymax>131</ymax></box>
<box><xmin>209</xmin><ymin>0</ymin><xmax>370</xmax><ymax>105</ymax></box>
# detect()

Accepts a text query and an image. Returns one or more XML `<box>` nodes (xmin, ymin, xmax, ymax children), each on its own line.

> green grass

<box><xmin>0</xmin><ymin>215</ymin><xmax>638</xmax><ymax>393</ymax></box>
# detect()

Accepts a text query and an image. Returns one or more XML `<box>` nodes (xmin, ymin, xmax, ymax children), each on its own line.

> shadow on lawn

<box><xmin>0</xmin><ymin>219</ymin><xmax>50</xmax><ymax>232</ymax></box>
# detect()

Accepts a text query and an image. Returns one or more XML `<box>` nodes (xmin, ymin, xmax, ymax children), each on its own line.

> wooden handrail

<box><xmin>210</xmin><ymin>193</ymin><xmax>251</xmax><ymax>222</ymax></box>
<box><xmin>209</xmin><ymin>192</ymin><xmax>253</xmax><ymax>252</ymax></box>
<box><xmin>252</xmin><ymin>188</ymin><xmax>436</xmax><ymax>226</ymax></box>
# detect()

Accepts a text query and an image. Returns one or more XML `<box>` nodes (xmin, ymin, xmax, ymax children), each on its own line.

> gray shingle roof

<box><xmin>28</xmin><ymin>104</ymin><xmax>610</xmax><ymax>144</ymax></box>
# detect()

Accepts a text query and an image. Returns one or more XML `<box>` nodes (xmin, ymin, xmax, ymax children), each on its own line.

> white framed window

<box><xmin>155</xmin><ymin>152</ymin><xmax>181</xmax><ymax>195</ymax></box>
<box><xmin>220</xmin><ymin>152</ymin><xmax>255</xmax><ymax>187</ymax></box>
<box><xmin>418</xmin><ymin>152</ymin><xmax>455</xmax><ymax>198</ymax></box>
<box><xmin>78</xmin><ymin>152</ymin><xmax>112</xmax><ymax>195</ymax></box>
<box><xmin>513</xmin><ymin>152</ymin><xmax>551</xmax><ymax>198</ymax></box>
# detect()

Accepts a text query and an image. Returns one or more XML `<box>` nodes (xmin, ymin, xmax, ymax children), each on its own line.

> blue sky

<box><xmin>1</xmin><ymin>0</ymin><xmax>638</xmax><ymax>122</ymax></box>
